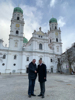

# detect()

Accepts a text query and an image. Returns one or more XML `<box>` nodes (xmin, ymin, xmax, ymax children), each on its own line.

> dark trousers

<box><xmin>28</xmin><ymin>79</ymin><xmax>35</xmax><ymax>95</ymax></box>
<box><xmin>40</xmin><ymin>82</ymin><xmax>45</xmax><ymax>96</ymax></box>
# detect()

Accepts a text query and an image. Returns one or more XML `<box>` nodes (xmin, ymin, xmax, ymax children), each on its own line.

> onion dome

<box><xmin>49</xmin><ymin>18</ymin><xmax>57</xmax><ymax>23</ymax></box>
<box><xmin>14</xmin><ymin>7</ymin><xmax>23</xmax><ymax>14</ymax></box>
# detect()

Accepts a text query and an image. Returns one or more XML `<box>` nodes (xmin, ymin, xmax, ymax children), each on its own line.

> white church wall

<box><xmin>0</xmin><ymin>50</ymin><xmax>8</xmax><ymax>73</ymax></box>
<box><xmin>4</xmin><ymin>51</ymin><xmax>22</xmax><ymax>73</ymax></box>
<box><xmin>21</xmin><ymin>53</ymin><xmax>27</xmax><ymax>73</ymax></box>
<box><xmin>0</xmin><ymin>7</ymin><xmax>63</xmax><ymax>74</ymax></box>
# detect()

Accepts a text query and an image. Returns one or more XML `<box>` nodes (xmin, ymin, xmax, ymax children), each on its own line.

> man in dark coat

<box><xmin>37</xmin><ymin>59</ymin><xmax>47</xmax><ymax>98</ymax></box>
<box><xmin>28</xmin><ymin>59</ymin><xmax>37</xmax><ymax>98</ymax></box>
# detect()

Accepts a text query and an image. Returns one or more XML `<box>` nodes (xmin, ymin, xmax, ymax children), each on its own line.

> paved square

<box><xmin>0</xmin><ymin>74</ymin><xmax>75</xmax><ymax>100</ymax></box>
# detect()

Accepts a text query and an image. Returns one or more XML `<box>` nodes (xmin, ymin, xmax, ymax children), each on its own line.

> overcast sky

<box><xmin>0</xmin><ymin>0</ymin><xmax>75</xmax><ymax>52</ymax></box>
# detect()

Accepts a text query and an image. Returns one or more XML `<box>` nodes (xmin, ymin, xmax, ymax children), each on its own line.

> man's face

<box><xmin>33</xmin><ymin>59</ymin><xmax>36</xmax><ymax>64</ymax></box>
<box><xmin>39</xmin><ymin>60</ymin><xmax>42</xmax><ymax>64</ymax></box>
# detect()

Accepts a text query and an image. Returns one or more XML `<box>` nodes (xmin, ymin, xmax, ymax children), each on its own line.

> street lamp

<box><xmin>0</xmin><ymin>53</ymin><xmax>3</xmax><ymax>62</ymax></box>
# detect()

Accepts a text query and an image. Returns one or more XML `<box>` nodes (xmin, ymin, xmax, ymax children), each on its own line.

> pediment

<box><xmin>36</xmin><ymin>31</ymin><xmax>44</xmax><ymax>35</ymax></box>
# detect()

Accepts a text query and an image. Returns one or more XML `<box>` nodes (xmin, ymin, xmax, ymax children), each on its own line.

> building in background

<box><xmin>0</xmin><ymin>7</ymin><xmax>62</xmax><ymax>73</ymax></box>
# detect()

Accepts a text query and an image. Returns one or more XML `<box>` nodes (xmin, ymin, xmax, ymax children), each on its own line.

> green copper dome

<box><xmin>14</xmin><ymin>7</ymin><xmax>23</xmax><ymax>14</ymax></box>
<box><xmin>49</xmin><ymin>18</ymin><xmax>57</xmax><ymax>23</ymax></box>
<box><xmin>23</xmin><ymin>37</ymin><xmax>28</xmax><ymax>43</ymax></box>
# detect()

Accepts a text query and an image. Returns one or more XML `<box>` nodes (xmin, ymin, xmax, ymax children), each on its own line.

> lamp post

<box><xmin>0</xmin><ymin>53</ymin><xmax>3</xmax><ymax>62</ymax></box>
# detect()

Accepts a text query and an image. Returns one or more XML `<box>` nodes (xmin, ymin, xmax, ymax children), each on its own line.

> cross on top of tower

<box><xmin>17</xmin><ymin>0</ymin><xmax>20</xmax><ymax>7</ymax></box>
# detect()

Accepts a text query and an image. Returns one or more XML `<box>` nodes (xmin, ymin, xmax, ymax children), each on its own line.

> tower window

<box><xmin>56</xmin><ymin>38</ymin><xmax>58</xmax><ymax>42</ymax></box>
<box><xmin>17</xmin><ymin>17</ymin><xmax>19</xmax><ymax>20</ymax></box>
<box><xmin>27</xmin><ymin>57</ymin><xmax>29</xmax><ymax>61</ymax></box>
<box><xmin>2</xmin><ymin>63</ymin><xmax>5</xmax><ymax>66</ymax></box>
<box><xmin>51</xmin><ymin>59</ymin><xmax>53</xmax><ymax>62</ymax></box>
<box><xmin>13</xmin><ymin>63</ymin><xmax>16</xmax><ymax>66</ymax></box>
<box><xmin>55</xmin><ymin>26</ymin><xmax>57</xmax><ymax>29</ymax></box>
<box><xmin>14</xmin><ymin>55</ymin><xmax>17</xmax><ymax>59</ymax></box>
<box><xmin>16</xmin><ymin>30</ymin><xmax>19</xmax><ymax>34</ymax></box>
<box><xmin>39</xmin><ymin>43</ymin><xmax>42</xmax><ymax>50</ymax></box>
<box><xmin>3</xmin><ymin>55</ymin><xmax>6</xmax><ymax>59</ymax></box>
<box><xmin>50</xmin><ymin>39</ymin><xmax>51</xmax><ymax>43</ymax></box>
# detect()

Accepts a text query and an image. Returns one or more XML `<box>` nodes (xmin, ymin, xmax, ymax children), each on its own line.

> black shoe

<box><xmin>28</xmin><ymin>95</ymin><xmax>31</xmax><ymax>98</ymax></box>
<box><xmin>38</xmin><ymin>94</ymin><xmax>42</xmax><ymax>96</ymax></box>
<box><xmin>42</xmin><ymin>95</ymin><xmax>44</xmax><ymax>98</ymax></box>
<box><xmin>31</xmin><ymin>94</ymin><xmax>36</xmax><ymax>96</ymax></box>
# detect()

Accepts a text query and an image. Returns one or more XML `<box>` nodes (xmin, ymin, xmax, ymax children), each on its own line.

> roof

<box><xmin>23</xmin><ymin>37</ymin><xmax>28</xmax><ymax>43</ymax></box>
<box><xmin>14</xmin><ymin>7</ymin><xmax>23</xmax><ymax>14</ymax></box>
<box><xmin>49</xmin><ymin>18</ymin><xmax>57</xmax><ymax>23</ymax></box>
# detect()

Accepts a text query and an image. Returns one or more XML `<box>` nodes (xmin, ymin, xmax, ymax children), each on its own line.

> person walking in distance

<box><xmin>28</xmin><ymin>59</ymin><xmax>37</xmax><ymax>98</ymax></box>
<box><xmin>37</xmin><ymin>59</ymin><xmax>47</xmax><ymax>98</ymax></box>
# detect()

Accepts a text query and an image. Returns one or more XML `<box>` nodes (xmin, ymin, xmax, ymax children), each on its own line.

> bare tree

<box><xmin>57</xmin><ymin>58</ymin><xmax>62</xmax><ymax>73</ymax></box>
<box><xmin>62</xmin><ymin>48</ymin><xmax>75</xmax><ymax>74</ymax></box>
<box><xmin>0</xmin><ymin>53</ymin><xmax>3</xmax><ymax>62</ymax></box>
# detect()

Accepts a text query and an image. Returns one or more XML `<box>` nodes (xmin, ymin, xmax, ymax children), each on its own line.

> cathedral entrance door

<box><xmin>51</xmin><ymin>68</ymin><xmax>53</xmax><ymax>73</ymax></box>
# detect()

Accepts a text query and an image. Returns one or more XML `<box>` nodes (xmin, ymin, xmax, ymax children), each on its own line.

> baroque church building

<box><xmin>0</xmin><ymin>7</ymin><xmax>62</xmax><ymax>73</ymax></box>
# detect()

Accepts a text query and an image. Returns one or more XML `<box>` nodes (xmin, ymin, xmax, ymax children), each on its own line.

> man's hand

<box><xmin>35</xmin><ymin>71</ymin><xmax>37</xmax><ymax>73</ymax></box>
<box><xmin>44</xmin><ymin>77</ymin><xmax>46</xmax><ymax>79</ymax></box>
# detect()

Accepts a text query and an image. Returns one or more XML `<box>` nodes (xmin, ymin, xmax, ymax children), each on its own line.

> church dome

<box><xmin>23</xmin><ymin>37</ymin><xmax>28</xmax><ymax>43</ymax></box>
<box><xmin>14</xmin><ymin>7</ymin><xmax>23</xmax><ymax>14</ymax></box>
<box><xmin>49</xmin><ymin>18</ymin><xmax>57</xmax><ymax>23</ymax></box>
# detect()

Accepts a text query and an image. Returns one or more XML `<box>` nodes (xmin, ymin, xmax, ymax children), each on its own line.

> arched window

<box><xmin>16</xmin><ymin>30</ymin><xmax>19</xmax><ymax>34</ymax></box>
<box><xmin>3</xmin><ymin>55</ymin><xmax>6</xmax><ymax>59</ymax></box>
<box><xmin>14</xmin><ymin>55</ymin><xmax>17</xmax><ymax>59</ymax></box>
<box><xmin>40</xmin><ymin>58</ymin><xmax>42</xmax><ymax>60</ymax></box>
<box><xmin>27</xmin><ymin>57</ymin><xmax>29</xmax><ymax>61</ymax></box>
<box><xmin>51</xmin><ymin>59</ymin><xmax>53</xmax><ymax>62</ymax></box>
<box><xmin>41</xmin><ymin>36</ymin><xmax>42</xmax><ymax>38</ymax></box>
<box><xmin>39</xmin><ymin>43</ymin><xmax>42</xmax><ymax>50</ymax></box>
<box><xmin>56</xmin><ymin>38</ymin><xmax>58</xmax><ymax>42</ymax></box>
<box><xmin>50</xmin><ymin>39</ymin><xmax>51</xmax><ymax>43</ymax></box>
<box><xmin>55</xmin><ymin>26</ymin><xmax>57</xmax><ymax>29</ymax></box>
<box><xmin>17</xmin><ymin>17</ymin><xmax>19</xmax><ymax>20</ymax></box>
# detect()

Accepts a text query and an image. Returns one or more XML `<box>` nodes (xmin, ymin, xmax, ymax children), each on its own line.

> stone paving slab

<box><xmin>0</xmin><ymin>74</ymin><xmax>75</xmax><ymax>100</ymax></box>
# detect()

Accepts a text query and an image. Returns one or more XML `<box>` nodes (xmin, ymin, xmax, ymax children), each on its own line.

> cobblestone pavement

<box><xmin>0</xmin><ymin>73</ymin><xmax>75</xmax><ymax>100</ymax></box>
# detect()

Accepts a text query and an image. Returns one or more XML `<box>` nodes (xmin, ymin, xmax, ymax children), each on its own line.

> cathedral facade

<box><xmin>0</xmin><ymin>7</ymin><xmax>62</xmax><ymax>73</ymax></box>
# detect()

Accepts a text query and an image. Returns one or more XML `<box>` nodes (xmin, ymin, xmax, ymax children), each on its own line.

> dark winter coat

<box><xmin>28</xmin><ymin>62</ymin><xmax>37</xmax><ymax>79</ymax></box>
<box><xmin>37</xmin><ymin>63</ymin><xmax>47</xmax><ymax>82</ymax></box>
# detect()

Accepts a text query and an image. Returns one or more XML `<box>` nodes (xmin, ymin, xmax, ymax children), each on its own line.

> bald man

<box><xmin>28</xmin><ymin>59</ymin><xmax>37</xmax><ymax>98</ymax></box>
